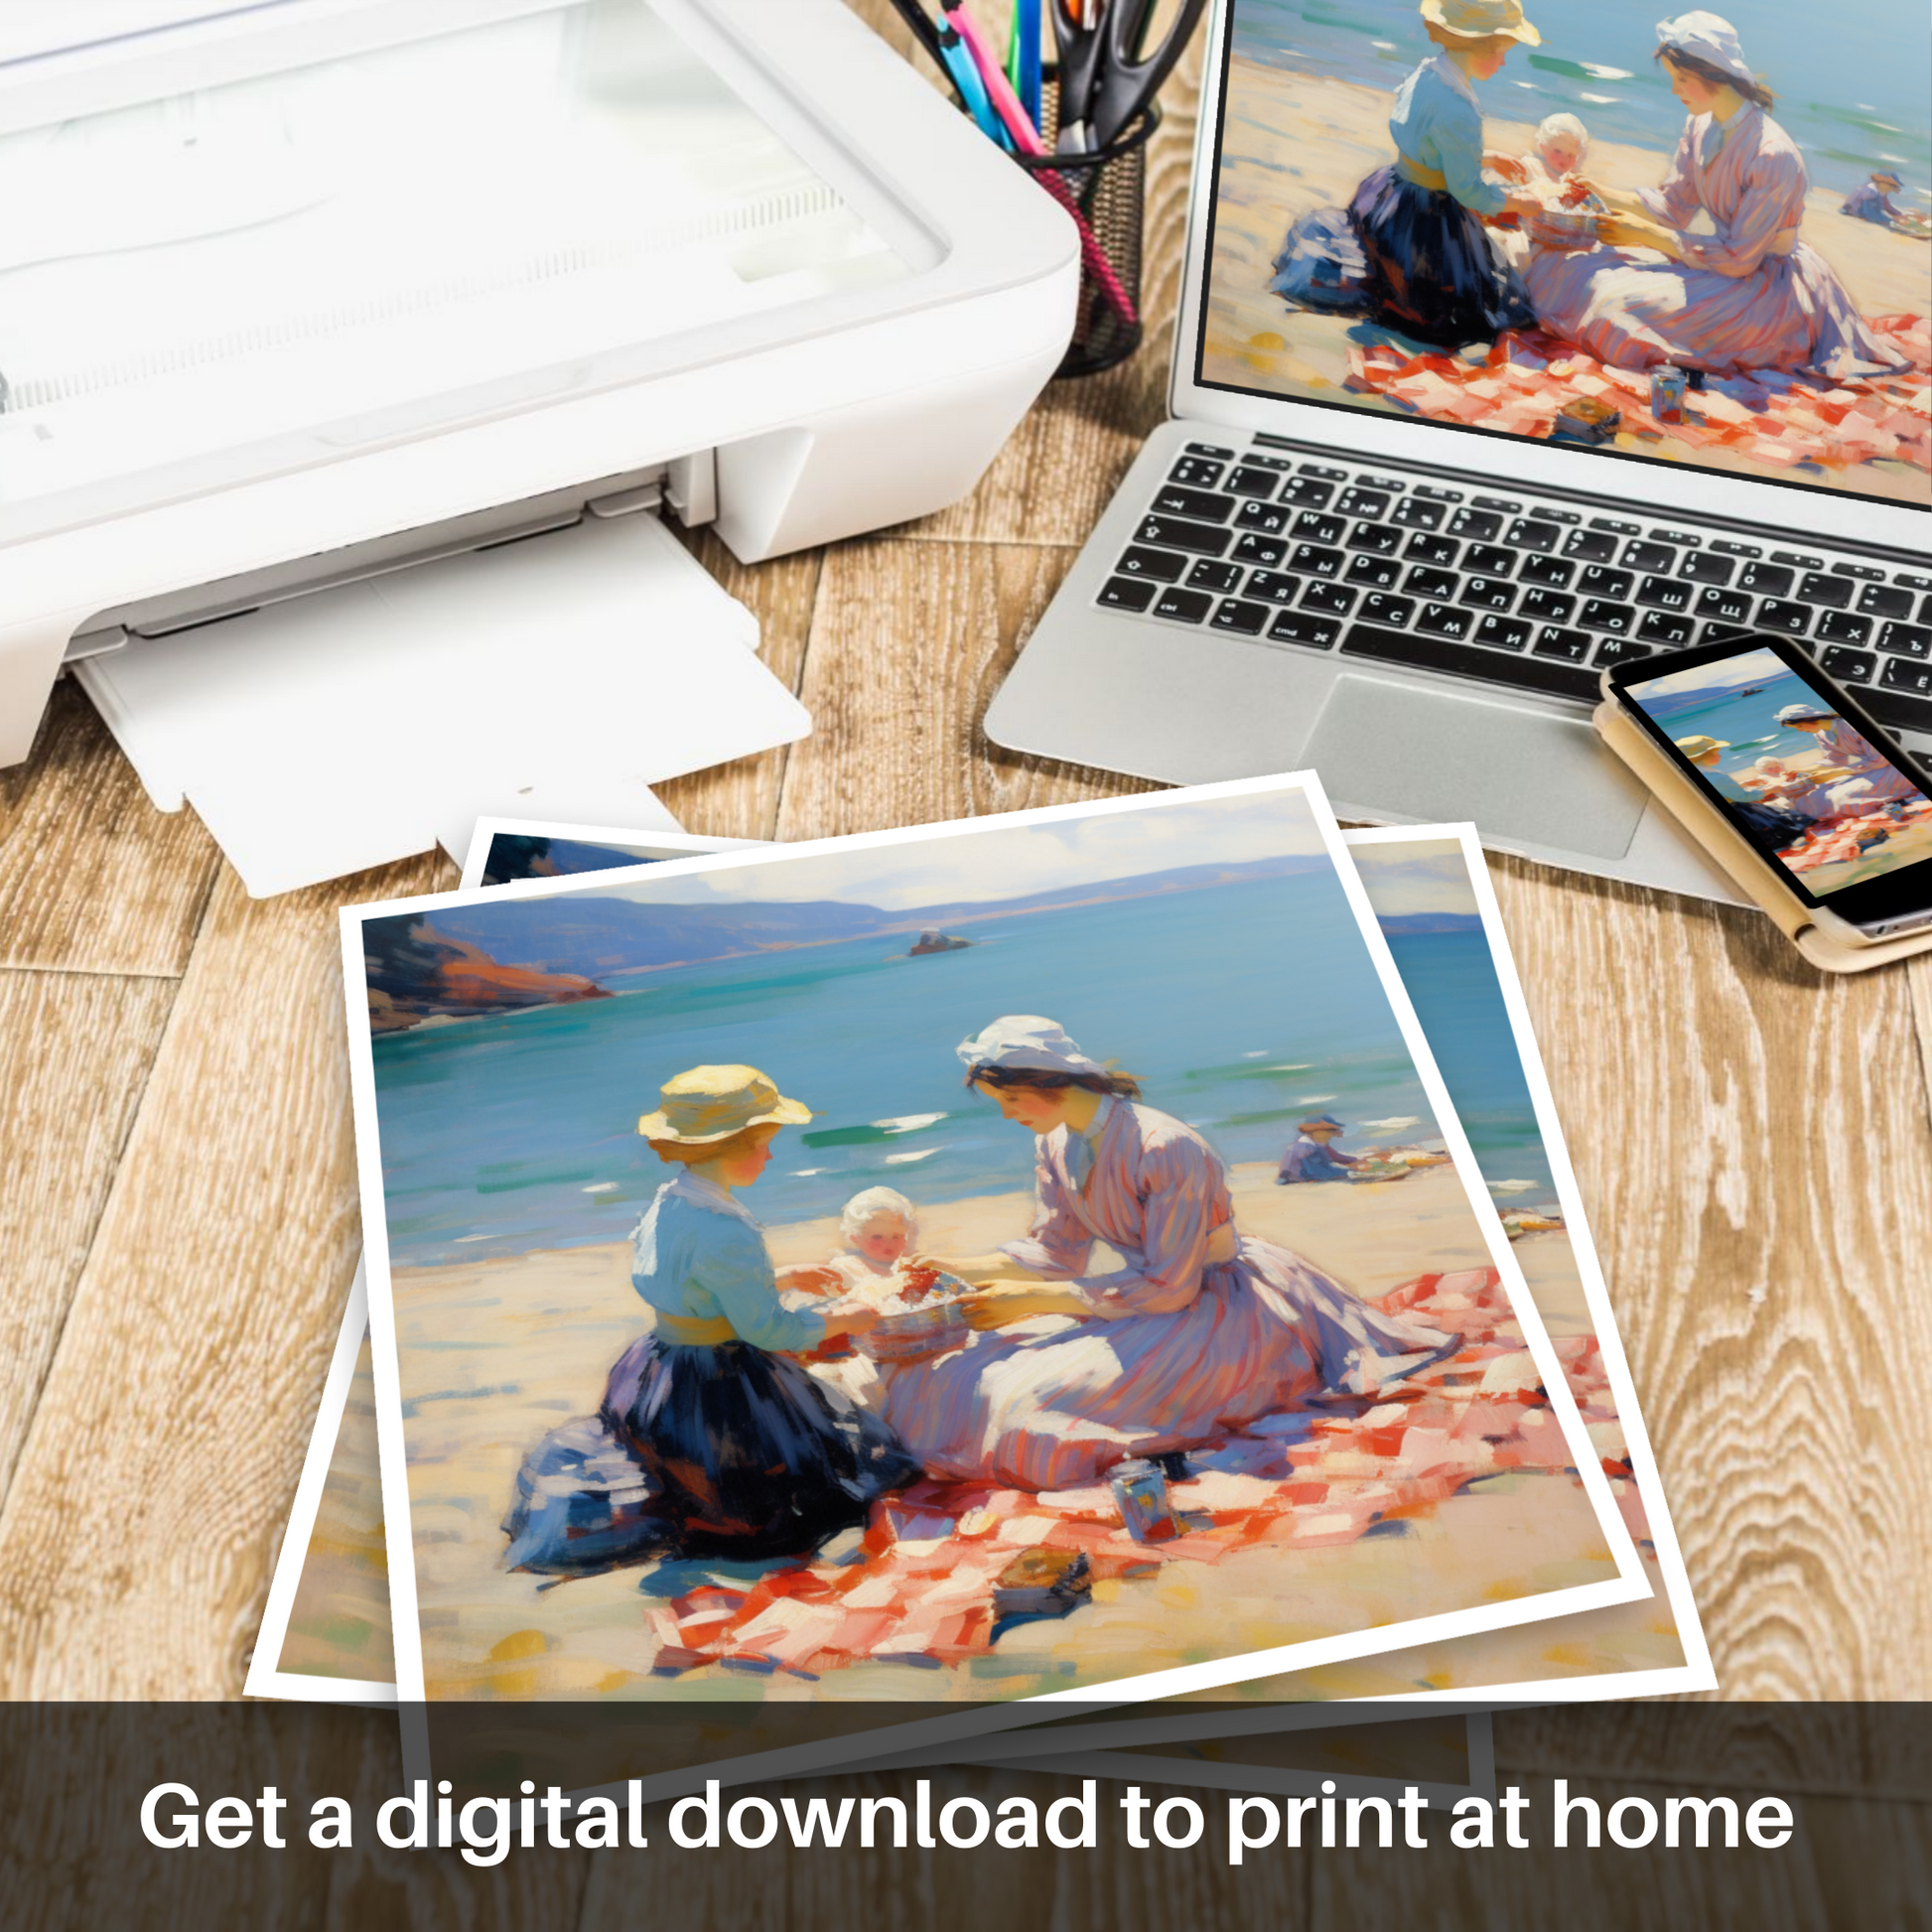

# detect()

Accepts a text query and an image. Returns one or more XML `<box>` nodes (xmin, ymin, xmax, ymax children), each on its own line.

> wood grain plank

<box><xmin>0</xmin><ymin>680</ymin><xmax>220</xmax><ymax>976</ymax></box>
<box><xmin>774</xmin><ymin>538</ymin><xmax>1158</xmax><ymax>843</ymax></box>
<box><xmin>0</xmin><ymin>970</ymin><xmax>179</xmax><ymax>1506</ymax></box>
<box><xmin>655</xmin><ymin>530</ymin><xmax>822</xmax><ymax>843</ymax></box>
<box><xmin>1480</xmin><ymin>852</ymin><xmax>1932</xmax><ymax>1700</ymax></box>
<box><xmin>0</xmin><ymin>853</ymin><xmax>448</xmax><ymax>1698</ymax></box>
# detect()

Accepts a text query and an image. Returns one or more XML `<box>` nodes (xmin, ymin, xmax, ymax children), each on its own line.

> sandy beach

<box><xmin>1204</xmin><ymin>58</ymin><xmax>1931</xmax><ymax>503</ymax></box>
<box><xmin>366</xmin><ymin>1163</ymin><xmax>1636</xmax><ymax>1705</ymax></box>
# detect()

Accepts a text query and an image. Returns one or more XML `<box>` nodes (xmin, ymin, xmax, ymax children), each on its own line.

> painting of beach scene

<box><xmin>1622</xmin><ymin>644</ymin><xmax>1932</xmax><ymax>891</ymax></box>
<box><xmin>345</xmin><ymin>780</ymin><xmax>1643</xmax><ymax>1729</ymax></box>
<box><xmin>1201</xmin><ymin>0</ymin><xmax>1931</xmax><ymax>500</ymax></box>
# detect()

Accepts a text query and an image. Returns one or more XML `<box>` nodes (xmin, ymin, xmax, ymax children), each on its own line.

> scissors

<box><xmin>1050</xmin><ymin>0</ymin><xmax>1207</xmax><ymax>153</ymax></box>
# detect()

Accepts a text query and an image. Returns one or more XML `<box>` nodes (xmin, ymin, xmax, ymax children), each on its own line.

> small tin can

<box><xmin>1649</xmin><ymin>364</ymin><xmax>1689</xmax><ymax>424</ymax></box>
<box><xmin>1109</xmin><ymin>1458</ymin><xmax>1178</xmax><ymax>1542</ymax></box>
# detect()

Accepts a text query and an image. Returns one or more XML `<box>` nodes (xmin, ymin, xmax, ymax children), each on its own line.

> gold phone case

<box><xmin>1593</xmin><ymin>698</ymin><xmax>1932</xmax><ymax>974</ymax></box>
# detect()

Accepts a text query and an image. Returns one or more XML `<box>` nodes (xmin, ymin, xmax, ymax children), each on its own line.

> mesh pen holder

<box><xmin>1014</xmin><ymin>82</ymin><xmax>1159</xmax><ymax>379</ymax></box>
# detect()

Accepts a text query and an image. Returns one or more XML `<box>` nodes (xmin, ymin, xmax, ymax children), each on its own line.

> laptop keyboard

<box><xmin>1097</xmin><ymin>441</ymin><xmax>1932</xmax><ymax>738</ymax></box>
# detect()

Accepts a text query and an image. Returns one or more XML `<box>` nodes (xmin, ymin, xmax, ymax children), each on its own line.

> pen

<box><xmin>1008</xmin><ymin>0</ymin><xmax>1043</xmax><ymax>132</ymax></box>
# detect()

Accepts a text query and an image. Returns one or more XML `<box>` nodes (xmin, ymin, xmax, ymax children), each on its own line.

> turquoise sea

<box><xmin>1231</xmin><ymin>0</ymin><xmax>1930</xmax><ymax>201</ymax></box>
<box><xmin>372</xmin><ymin>870</ymin><xmax>1558</xmax><ymax>1269</ymax></box>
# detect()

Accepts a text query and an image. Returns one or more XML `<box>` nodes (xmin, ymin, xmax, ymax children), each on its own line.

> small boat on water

<box><xmin>908</xmin><ymin>928</ymin><xmax>973</xmax><ymax>955</ymax></box>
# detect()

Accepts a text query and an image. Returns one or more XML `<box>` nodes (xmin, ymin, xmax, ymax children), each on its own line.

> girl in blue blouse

<box><xmin>1273</xmin><ymin>0</ymin><xmax>1546</xmax><ymax>346</ymax></box>
<box><xmin>503</xmin><ymin>1066</ymin><xmax>916</xmax><ymax>1572</ymax></box>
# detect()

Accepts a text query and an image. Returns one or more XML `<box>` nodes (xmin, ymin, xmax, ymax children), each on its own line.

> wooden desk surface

<box><xmin>0</xmin><ymin>8</ymin><xmax>1926</xmax><ymax>1923</ymax></box>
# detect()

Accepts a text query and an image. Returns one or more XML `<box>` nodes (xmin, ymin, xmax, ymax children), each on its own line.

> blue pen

<box><xmin>1013</xmin><ymin>0</ymin><xmax>1042</xmax><ymax>131</ymax></box>
<box><xmin>937</xmin><ymin>19</ymin><xmax>1010</xmax><ymax>148</ymax></box>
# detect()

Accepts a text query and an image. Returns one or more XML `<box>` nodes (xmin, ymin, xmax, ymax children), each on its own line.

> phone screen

<box><xmin>1617</xmin><ymin>641</ymin><xmax>1932</xmax><ymax>907</ymax></box>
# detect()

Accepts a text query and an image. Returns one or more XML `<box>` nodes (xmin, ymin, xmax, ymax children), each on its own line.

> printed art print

<box><xmin>340</xmin><ymin>776</ymin><xmax>1643</xmax><ymax>1778</ymax></box>
<box><xmin>1201</xmin><ymin>0</ymin><xmax>1931</xmax><ymax>500</ymax></box>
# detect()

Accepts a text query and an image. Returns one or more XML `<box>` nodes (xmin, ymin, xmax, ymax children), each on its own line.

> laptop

<box><xmin>985</xmin><ymin>0</ymin><xmax>1930</xmax><ymax>901</ymax></box>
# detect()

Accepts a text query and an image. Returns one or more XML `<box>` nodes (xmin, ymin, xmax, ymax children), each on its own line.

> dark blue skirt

<box><xmin>502</xmin><ymin>1335</ymin><xmax>918</xmax><ymax>1575</ymax></box>
<box><xmin>1351</xmin><ymin>165</ymin><xmax>1533</xmax><ymax>348</ymax></box>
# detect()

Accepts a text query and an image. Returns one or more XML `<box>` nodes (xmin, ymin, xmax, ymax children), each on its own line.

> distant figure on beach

<box><xmin>1841</xmin><ymin>170</ymin><xmax>1930</xmax><ymax>236</ymax></box>
<box><xmin>501</xmin><ymin>1065</ymin><xmax>915</xmax><ymax>1573</ymax></box>
<box><xmin>881</xmin><ymin>1017</ymin><xmax>1461</xmax><ymax>1490</ymax></box>
<box><xmin>1529</xmin><ymin>13</ymin><xmax>1911</xmax><ymax>378</ymax></box>
<box><xmin>1674</xmin><ymin>733</ymin><xmax>1815</xmax><ymax>845</ymax></box>
<box><xmin>1277</xmin><ymin>1113</ymin><xmax>1361</xmax><ymax>1185</ymax></box>
<box><xmin>1269</xmin><ymin>0</ymin><xmax>1546</xmax><ymax>347</ymax></box>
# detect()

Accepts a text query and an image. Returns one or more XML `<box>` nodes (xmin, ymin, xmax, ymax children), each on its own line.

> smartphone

<box><xmin>1605</xmin><ymin>633</ymin><xmax>1932</xmax><ymax>942</ymax></box>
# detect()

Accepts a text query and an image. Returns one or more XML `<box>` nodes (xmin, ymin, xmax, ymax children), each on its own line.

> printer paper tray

<box><xmin>75</xmin><ymin>512</ymin><xmax>808</xmax><ymax>897</ymax></box>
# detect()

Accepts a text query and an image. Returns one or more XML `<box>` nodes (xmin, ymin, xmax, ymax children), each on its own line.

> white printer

<box><xmin>0</xmin><ymin>0</ymin><xmax>1077</xmax><ymax>890</ymax></box>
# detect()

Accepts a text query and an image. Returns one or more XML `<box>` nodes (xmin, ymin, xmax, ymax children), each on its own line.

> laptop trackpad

<box><xmin>1303</xmin><ymin>675</ymin><xmax>1648</xmax><ymax>859</ymax></box>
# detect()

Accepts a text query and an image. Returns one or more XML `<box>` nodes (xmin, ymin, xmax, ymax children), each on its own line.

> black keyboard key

<box><xmin>1899</xmin><ymin>573</ymin><xmax>1932</xmax><ymax>593</ymax></box>
<box><xmin>1563</xmin><ymin>529</ymin><xmax>1620</xmax><ymax>563</ymax></box>
<box><xmin>1738</xmin><ymin>561</ymin><xmax>1794</xmax><ymax>598</ymax></box>
<box><xmin>1460</xmin><ymin>578</ymin><xmax>1517</xmax><ymax>613</ymax></box>
<box><xmin>1578</xmin><ymin>566</ymin><xmax>1634</xmax><ymax>601</ymax></box>
<box><xmin>1235</xmin><ymin>500</ymin><xmax>1292</xmax><ymax>536</ymax></box>
<box><xmin>1244</xmin><ymin>571</ymin><xmax>1302</xmax><ymax>605</ymax></box>
<box><xmin>1186</xmin><ymin>559</ymin><xmax>1245</xmax><ymax>594</ymax></box>
<box><xmin>1405</xmin><ymin>566</ymin><xmax>1459</xmax><ymax>602</ymax></box>
<box><xmin>1798</xmin><ymin>572</ymin><xmax>1852</xmax><ymax>610</ymax></box>
<box><xmin>1448</xmin><ymin>507</ymin><xmax>1502</xmax><ymax>541</ymax></box>
<box><xmin>1345</xmin><ymin>553</ymin><xmax>1402</xmax><ymax>590</ymax></box>
<box><xmin>1637</xmin><ymin>610</ymin><xmax>1695</xmax><ymax>646</ymax></box>
<box><xmin>1116</xmin><ymin>545</ymin><xmax>1189</xmax><ymax>583</ymax></box>
<box><xmin>1651</xmin><ymin>528</ymin><xmax>1702</xmax><ymax>547</ymax></box>
<box><xmin>1233</xmin><ymin>532</ymin><xmax>1287</xmax><ymax>567</ymax></box>
<box><xmin>1151</xmin><ymin>586</ymin><xmax>1213</xmax><ymax>623</ymax></box>
<box><xmin>1464</xmin><ymin>543</ymin><xmax>1516</xmax><ymax>578</ymax></box>
<box><xmin>1348</xmin><ymin>521</ymin><xmax>1404</xmax><ymax>556</ymax></box>
<box><xmin>1404</xmin><ymin>532</ymin><xmax>1460</xmax><ymax>567</ymax></box>
<box><xmin>1472</xmin><ymin>495</ymin><xmax>1520</xmax><ymax>513</ymax></box>
<box><xmin>1268</xmin><ymin>611</ymin><xmax>1341</xmax><ymax>649</ymax></box>
<box><xmin>1756</xmin><ymin>599</ymin><xmax>1810</xmax><ymax>636</ymax></box>
<box><xmin>1519</xmin><ymin>588</ymin><xmax>1576</xmax><ymax>624</ymax></box>
<box><xmin>1225</xmin><ymin>465</ymin><xmax>1282</xmax><ymax>498</ymax></box>
<box><xmin>1137</xmin><ymin>514</ymin><xmax>1232</xmax><ymax>558</ymax></box>
<box><xmin>1922</xmin><ymin>595</ymin><xmax>1932</xmax><ymax>624</ymax></box>
<box><xmin>1580</xmin><ymin>599</ymin><xmax>1636</xmax><ymax>634</ymax></box>
<box><xmin>1293</xmin><ymin>511</ymin><xmax>1347</xmax><ymax>545</ymax></box>
<box><xmin>1772</xmin><ymin>550</ymin><xmax>1822</xmax><ymax>569</ymax></box>
<box><xmin>1301</xmin><ymin>582</ymin><xmax>1357</xmax><ymax>618</ymax></box>
<box><xmin>1169</xmin><ymin>456</ymin><xmax>1225</xmax><ymax>487</ymax></box>
<box><xmin>1334</xmin><ymin>486</ymin><xmax>1391</xmax><ymax>519</ymax></box>
<box><xmin>1247</xmin><ymin>455</ymin><xmax>1296</xmax><ymax>472</ymax></box>
<box><xmin>1392</xmin><ymin>497</ymin><xmax>1446</xmax><ymax>531</ymax></box>
<box><xmin>1342</xmin><ymin>622</ymin><xmax>1599</xmax><ymax>700</ymax></box>
<box><xmin>1529</xmin><ymin>506</ymin><xmax>1580</xmax><ymax>525</ymax></box>
<box><xmin>1636</xmin><ymin>575</ymin><xmax>1694</xmax><ymax>613</ymax></box>
<box><xmin>1519</xmin><ymin>554</ymin><xmax>1576</xmax><ymax>589</ymax></box>
<box><xmin>1359</xmin><ymin>593</ymin><xmax>1416</xmax><ymax>628</ymax></box>
<box><xmin>1506</xmin><ymin>518</ymin><xmax>1559</xmax><ymax>552</ymax></box>
<box><xmin>1475</xmin><ymin>615</ymin><xmax>1532</xmax><ymax>651</ymax></box>
<box><xmin>1590</xmin><ymin>516</ymin><xmax>1642</xmax><ymax>535</ymax></box>
<box><xmin>1413</xmin><ymin>483</ymin><xmax>1462</xmax><ymax>501</ymax></box>
<box><xmin>1820</xmin><ymin>646</ymin><xmax>1876</xmax><ymax>683</ymax></box>
<box><xmin>1679</xmin><ymin>552</ymin><xmax>1734</xmax><ymax>587</ymax></box>
<box><xmin>1594</xmin><ymin>637</ymin><xmax>1654</xmax><ymax>667</ymax></box>
<box><xmin>1098</xmin><ymin>576</ymin><xmax>1156</xmax><ymax>612</ymax></box>
<box><xmin>1211</xmin><ymin>599</ymin><xmax>1271</xmax><ymax>636</ymax></box>
<box><xmin>1185</xmin><ymin>442</ymin><xmax>1235</xmax><ymax>459</ymax></box>
<box><xmin>1881</xmin><ymin>656</ymin><xmax>1932</xmax><ymax>698</ymax></box>
<box><xmin>1711</xmin><ymin>540</ymin><xmax>1761</xmax><ymax>559</ymax></box>
<box><xmin>1280</xmin><ymin>477</ymin><xmax>1336</xmax><ymax>507</ymax></box>
<box><xmin>1880</xmin><ymin>621</ymin><xmax>1932</xmax><ymax>659</ymax></box>
<box><xmin>1624</xmin><ymin>540</ymin><xmax>1677</xmax><ymax>574</ymax></box>
<box><xmin>1417</xmin><ymin>602</ymin><xmax>1474</xmax><ymax>639</ymax></box>
<box><xmin>1153</xmin><ymin>484</ymin><xmax>1237</xmax><ymax>521</ymax></box>
<box><xmin>1701</xmin><ymin>621</ymin><xmax>1759</xmax><ymax>644</ymax></box>
<box><xmin>1534</xmin><ymin>626</ymin><xmax>1593</xmax><ymax>662</ymax></box>
<box><xmin>1818</xmin><ymin>611</ymin><xmax>1871</xmax><ymax>646</ymax></box>
<box><xmin>1831</xmin><ymin>561</ymin><xmax>1884</xmax><ymax>582</ymax></box>
<box><xmin>1696</xmin><ymin>586</ymin><xmax>1753</xmax><ymax>625</ymax></box>
<box><xmin>1289</xmin><ymin>543</ymin><xmax>1345</xmax><ymax>579</ymax></box>
<box><xmin>1298</xmin><ymin>463</ymin><xmax>1347</xmax><ymax>481</ymax></box>
<box><xmin>1858</xmin><ymin>584</ymin><xmax>1915</xmax><ymax>621</ymax></box>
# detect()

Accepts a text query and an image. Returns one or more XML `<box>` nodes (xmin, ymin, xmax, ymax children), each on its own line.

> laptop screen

<box><xmin>1192</xmin><ymin>0</ymin><xmax>1930</xmax><ymax>511</ymax></box>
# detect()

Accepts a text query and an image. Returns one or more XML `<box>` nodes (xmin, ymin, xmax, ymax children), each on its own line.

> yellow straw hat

<box><xmin>637</xmin><ymin>1064</ymin><xmax>811</xmax><ymax>1144</ymax></box>
<box><xmin>1420</xmin><ymin>0</ymin><xmax>1541</xmax><ymax>44</ymax></box>
<box><xmin>1674</xmin><ymin>734</ymin><xmax>1729</xmax><ymax>759</ymax></box>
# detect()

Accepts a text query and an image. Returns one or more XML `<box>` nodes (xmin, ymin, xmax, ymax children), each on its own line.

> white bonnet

<box><xmin>841</xmin><ymin>1185</ymin><xmax>917</xmax><ymax>1238</ymax></box>
<box><xmin>1655</xmin><ymin>12</ymin><xmax>1756</xmax><ymax>89</ymax></box>
<box><xmin>957</xmin><ymin>1015</ymin><xmax>1108</xmax><ymax>1080</ymax></box>
<box><xmin>1535</xmin><ymin>111</ymin><xmax>1588</xmax><ymax>152</ymax></box>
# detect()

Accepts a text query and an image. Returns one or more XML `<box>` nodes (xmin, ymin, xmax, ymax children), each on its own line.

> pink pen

<box><xmin>944</xmin><ymin>3</ymin><xmax>1141</xmax><ymax>331</ymax></box>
